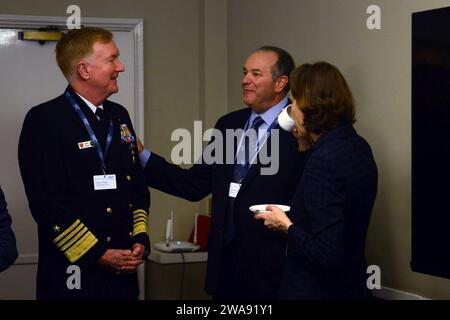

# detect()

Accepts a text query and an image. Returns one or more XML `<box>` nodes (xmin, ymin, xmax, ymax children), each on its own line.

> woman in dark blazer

<box><xmin>255</xmin><ymin>62</ymin><xmax>378</xmax><ymax>299</ymax></box>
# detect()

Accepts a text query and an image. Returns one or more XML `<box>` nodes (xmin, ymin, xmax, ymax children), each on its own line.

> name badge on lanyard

<box><xmin>65</xmin><ymin>90</ymin><xmax>116</xmax><ymax>191</ymax></box>
<box><xmin>228</xmin><ymin>182</ymin><xmax>241</xmax><ymax>198</ymax></box>
<box><xmin>93</xmin><ymin>174</ymin><xmax>117</xmax><ymax>190</ymax></box>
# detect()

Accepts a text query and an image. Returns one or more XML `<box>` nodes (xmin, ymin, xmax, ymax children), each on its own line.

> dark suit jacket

<box><xmin>0</xmin><ymin>186</ymin><xmax>18</xmax><ymax>272</ymax></box>
<box><xmin>144</xmin><ymin>106</ymin><xmax>306</xmax><ymax>299</ymax></box>
<box><xmin>280</xmin><ymin>125</ymin><xmax>378</xmax><ymax>299</ymax></box>
<box><xmin>18</xmin><ymin>86</ymin><xmax>150</xmax><ymax>299</ymax></box>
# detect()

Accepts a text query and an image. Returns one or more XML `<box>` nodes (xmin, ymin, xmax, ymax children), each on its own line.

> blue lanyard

<box><xmin>65</xmin><ymin>90</ymin><xmax>114</xmax><ymax>174</ymax></box>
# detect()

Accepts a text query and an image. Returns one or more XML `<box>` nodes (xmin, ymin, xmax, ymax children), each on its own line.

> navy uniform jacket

<box><xmin>280</xmin><ymin>125</ymin><xmax>377</xmax><ymax>299</ymax></box>
<box><xmin>0</xmin><ymin>186</ymin><xmax>18</xmax><ymax>272</ymax></box>
<box><xmin>144</xmin><ymin>107</ymin><xmax>306</xmax><ymax>299</ymax></box>
<box><xmin>18</xmin><ymin>86</ymin><xmax>150</xmax><ymax>299</ymax></box>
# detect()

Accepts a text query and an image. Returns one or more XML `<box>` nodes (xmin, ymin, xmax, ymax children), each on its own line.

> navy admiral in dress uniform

<box><xmin>18</xmin><ymin>27</ymin><xmax>150</xmax><ymax>299</ymax></box>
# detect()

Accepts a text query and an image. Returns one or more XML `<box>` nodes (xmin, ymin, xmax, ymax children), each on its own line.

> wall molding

<box><xmin>373</xmin><ymin>286</ymin><xmax>429</xmax><ymax>300</ymax></box>
<box><xmin>12</xmin><ymin>253</ymin><xmax>430</xmax><ymax>300</ymax></box>
<box><xmin>149</xmin><ymin>251</ymin><xmax>208</xmax><ymax>264</ymax></box>
<box><xmin>0</xmin><ymin>14</ymin><xmax>142</xmax><ymax>31</ymax></box>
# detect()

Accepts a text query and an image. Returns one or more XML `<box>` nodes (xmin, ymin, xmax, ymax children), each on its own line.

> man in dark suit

<box><xmin>139</xmin><ymin>46</ymin><xmax>305</xmax><ymax>299</ymax></box>
<box><xmin>0</xmin><ymin>185</ymin><xmax>18</xmax><ymax>272</ymax></box>
<box><xmin>18</xmin><ymin>27</ymin><xmax>150</xmax><ymax>299</ymax></box>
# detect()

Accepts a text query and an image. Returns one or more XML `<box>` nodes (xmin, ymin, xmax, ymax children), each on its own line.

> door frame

<box><xmin>0</xmin><ymin>14</ymin><xmax>145</xmax><ymax>139</ymax></box>
<box><xmin>0</xmin><ymin>14</ymin><xmax>146</xmax><ymax>299</ymax></box>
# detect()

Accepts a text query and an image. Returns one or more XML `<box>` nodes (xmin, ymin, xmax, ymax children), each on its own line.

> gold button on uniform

<box><xmin>129</xmin><ymin>232</ymin><xmax>133</xmax><ymax>238</ymax></box>
<box><xmin>126</xmin><ymin>175</ymin><xmax>131</xmax><ymax>181</ymax></box>
<box><xmin>106</xmin><ymin>207</ymin><xmax>113</xmax><ymax>214</ymax></box>
<box><xmin>106</xmin><ymin>237</ymin><xmax>111</xmax><ymax>242</ymax></box>
<box><xmin>129</xmin><ymin>203</ymin><xmax>133</xmax><ymax>208</ymax></box>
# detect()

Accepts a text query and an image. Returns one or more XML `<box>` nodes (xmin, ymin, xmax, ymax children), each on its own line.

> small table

<box><xmin>145</xmin><ymin>250</ymin><xmax>211</xmax><ymax>300</ymax></box>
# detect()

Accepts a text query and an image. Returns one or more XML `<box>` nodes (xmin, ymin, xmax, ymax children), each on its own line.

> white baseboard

<box><xmin>149</xmin><ymin>250</ymin><xmax>208</xmax><ymax>264</ymax></box>
<box><xmin>11</xmin><ymin>255</ymin><xmax>429</xmax><ymax>300</ymax></box>
<box><xmin>373</xmin><ymin>286</ymin><xmax>429</xmax><ymax>300</ymax></box>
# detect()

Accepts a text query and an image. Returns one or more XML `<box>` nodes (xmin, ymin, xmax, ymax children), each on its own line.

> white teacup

<box><xmin>278</xmin><ymin>104</ymin><xmax>295</xmax><ymax>132</ymax></box>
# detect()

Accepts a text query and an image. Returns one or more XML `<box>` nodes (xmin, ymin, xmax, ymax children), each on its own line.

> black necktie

<box><xmin>95</xmin><ymin>107</ymin><xmax>105</xmax><ymax>122</ymax></box>
<box><xmin>225</xmin><ymin>116</ymin><xmax>265</xmax><ymax>244</ymax></box>
<box><xmin>94</xmin><ymin>107</ymin><xmax>108</xmax><ymax>150</ymax></box>
<box><xmin>233</xmin><ymin>116</ymin><xmax>265</xmax><ymax>182</ymax></box>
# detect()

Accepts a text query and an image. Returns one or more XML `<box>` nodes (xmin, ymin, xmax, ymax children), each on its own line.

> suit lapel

<box><xmin>234</xmin><ymin>102</ymin><xmax>289</xmax><ymax>195</ymax></box>
<box><xmin>238</xmin><ymin>125</ymin><xmax>273</xmax><ymax>193</ymax></box>
<box><xmin>66</xmin><ymin>86</ymin><xmax>106</xmax><ymax>138</ymax></box>
<box><xmin>232</xmin><ymin>109</ymin><xmax>252</xmax><ymax>156</ymax></box>
<box><xmin>237</xmin><ymin>120</ymin><xmax>299</xmax><ymax>195</ymax></box>
<box><xmin>239</xmin><ymin>99</ymin><xmax>292</xmax><ymax>186</ymax></box>
<box><xmin>223</xmin><ymin>109</ymin><xmax>252</xmax><ymax>183</ymax></box>
<box><xmin>66</xmin><ymin>86</ymin><xmax>115</xmax><ymax>159</ymax></box>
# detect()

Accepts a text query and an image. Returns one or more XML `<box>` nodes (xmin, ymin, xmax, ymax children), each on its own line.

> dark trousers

<box><xmin>213</xmin><ymin>241</ymin><xmax>250</xmax><ymax>300</ymax></box>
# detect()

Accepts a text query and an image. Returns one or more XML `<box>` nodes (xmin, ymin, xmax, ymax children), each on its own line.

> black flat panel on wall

<box><xmin>412</xmin><ymin>6</ymin><xmax>450</xmax><ymax>279</ymax></box>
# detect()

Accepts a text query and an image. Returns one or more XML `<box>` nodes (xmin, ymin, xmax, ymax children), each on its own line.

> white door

<box><xmin>0</xmin><ymin>24</ymin><xmax>141</xmax><ymax>299</ymax></box>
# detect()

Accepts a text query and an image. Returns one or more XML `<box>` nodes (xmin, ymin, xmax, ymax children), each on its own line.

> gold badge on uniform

<box><xmin>120</xmin><ymin>124</ymin><xmax>136</xmax><ymax>143</ymax></box>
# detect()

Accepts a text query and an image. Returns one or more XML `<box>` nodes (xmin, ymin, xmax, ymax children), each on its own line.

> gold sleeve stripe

<box><xmin>54</xmin><ymin>223</ymin><xmax>85</xmax><ymax>248</ymax></box>
<box><xmin>68</xmin><ymin>235</ymin><xmax>98</xmax><ymax>263</ymax></box>
<box><xmin>132</xmin><ymin>224</ymin><xmax>149</xmax><ymax>237</ymax></box>
<box><xmin>132</xmin><ymin>209</ymin><xmax>149</xmax><ymax>237</ymax></box>
<box><xmin>133</xmin><ymin>212</ymin><xmax>148</xmax><ymax>220</ymax></box>
<box><xmin>60</xmin><ymin>227</ymin><xmax>88</xmax><ymax>252</ymax></box>
<box><xmin>133</xmin><ymin>217</ymin><xmax>148</xmax><ymax>223</ymax></box>
<box><xmin>132</xmin><ymin>209</ymin><xmax>147</xmax><ymax>216</ymax></box>
<box><xmin>64</xmin><ymin>232</ymin><xmax>93</xmax><ymax>259</ymax></box>
<box><xmin>53</xmin><ymin>219</ymin><xmax>81</xmax><ymax>243</ymax></box>
<box><xmin>66</xmin><ymin>231</ymin><xmax>94</xmax><ymax>255</ymax></box>
<box><xmin>133</xmin><ymin>221</ymin><xmax>148</xmax><ymax>228</ymax></box>
<box><xmin>64</xmin><ymin>232</ymin><xmax>98</xmax><ymax>263</ymax></box>
<box><xmin>134</xmin><ymin>218</ymin><xmax>148</xmax><ymax>226</ymax></box>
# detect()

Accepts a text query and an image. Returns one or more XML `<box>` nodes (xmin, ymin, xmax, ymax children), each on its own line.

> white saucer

<box><xmin>249</xmin><ymin>204</ymin><xmax>291</xmax><ymax>213</ymax></box>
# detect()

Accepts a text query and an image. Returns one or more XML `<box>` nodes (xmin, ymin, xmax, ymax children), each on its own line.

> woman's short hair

<box><xmin>290</xmin><ymin>62</ymin><xmax>356</xmax><ymax>135</ymax></box>
<box><xmin>55</xmin><ymin>27</ymin><xmax>113</xmax><ymax>80</ymax></box>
